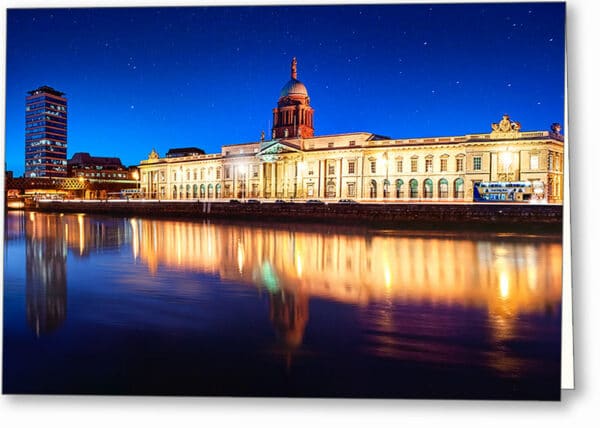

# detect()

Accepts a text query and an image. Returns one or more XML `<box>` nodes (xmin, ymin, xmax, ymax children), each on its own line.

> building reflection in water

<box><xmin>129</xmin><ymin>219</ymin><xmax>562</xmax><ymax>373</ymax></box>
<box><xmin>17</xmin><ymin>212</ymin><xmax>561</xmax><ymax>379</ymax></box>
<box><xmin>25</xmin><ymin>212</ymin><xmax>68</xmax><ymax>336</ymax></box>
<box><xmin>21</xmin><ymin>212</ymin><xmax>131</xmax><ymax>336</ymax></box>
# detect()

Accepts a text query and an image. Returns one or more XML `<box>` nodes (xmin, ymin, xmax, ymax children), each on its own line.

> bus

<box><xmin>119</xmin><ymin>189</ymin><xmax>144</xmax><ymax>199</ymax></box>
<box><xmin>473</xmin><ymin>181</ymin><xmax>534</xmax><ymax>202</ymax></box>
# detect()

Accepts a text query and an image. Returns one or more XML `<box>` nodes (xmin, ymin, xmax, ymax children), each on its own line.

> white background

<box><xmin>1</xmin><ymin>0</ymin><xmax>598</xmax><ymax>426</ymax></box>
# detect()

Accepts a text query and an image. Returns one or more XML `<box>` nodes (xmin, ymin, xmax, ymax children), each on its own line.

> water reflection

<box><xmin>129</xmin><ymin>219</ymin><xmax>562</xmax><ymax>312</ymax></box>
<box><xmin>8</xmin><ymin>212</ymin><xmax>561</xmax><ymax>382</ymax></box>
<box><xmin>24</xmin><ymin>212</ymin><xmax>67</xmax><ymax>335</ymax></box>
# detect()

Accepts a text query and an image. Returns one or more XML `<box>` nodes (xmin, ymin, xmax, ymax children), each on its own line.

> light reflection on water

<box><xmin>3</xmin><ymin>211</ymin><xmax>562</xmax><ymax>397</ymax></box>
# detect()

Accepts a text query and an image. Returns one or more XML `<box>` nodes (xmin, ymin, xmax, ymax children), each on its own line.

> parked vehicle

<box><xmin>229</xmin><ymin>199</ymin><xmax>241</xmax><ymax>204</ymax></box>
<box><xmin>246</xmin><ymin>199</ymin><xmax>261</xmax><ymax>204</ymax></box>
<box><xmin>338</xmin><ymin>199</ymin><xmax>358</xmax><ymax>204</ymax></box>
<box><xmin>305</xmin><ymin>199</ymin><xmax>325</xmax><ymax>204</ymax></box>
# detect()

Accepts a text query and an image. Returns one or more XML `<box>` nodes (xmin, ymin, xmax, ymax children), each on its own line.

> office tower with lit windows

<box><xmin>25</xmin><ymin>86</ymin><xmax>68</xmax><ymax>178</ymax></box>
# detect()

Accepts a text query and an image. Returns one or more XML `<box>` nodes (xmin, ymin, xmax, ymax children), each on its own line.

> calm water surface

<box><xmin>3</xmin><ymin>211</ymin><xmax>562</xmax><ymax>399</ymax></box>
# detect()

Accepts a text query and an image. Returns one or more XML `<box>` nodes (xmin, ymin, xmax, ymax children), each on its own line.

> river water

<box><xmin>2</xmin><ymin>210</ymin><xmax>562</xmax><ymax>399</ymax></box>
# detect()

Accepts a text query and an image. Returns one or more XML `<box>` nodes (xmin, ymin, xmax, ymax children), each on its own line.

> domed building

<box><xmin>272</xmin><ymin>58</ymin><xmax>314</xmax><ymax>139</ymax></box>
<box><xmin>138</xmin><ymin>58</ymin><xmax>564</xmax><ymax>204</ymax></box>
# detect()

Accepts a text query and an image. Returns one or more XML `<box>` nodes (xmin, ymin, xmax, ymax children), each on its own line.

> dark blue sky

<box><xmin>5</xmin><ymin>3</ymin><xmax>565</xmax><ymax>176</ymax></box>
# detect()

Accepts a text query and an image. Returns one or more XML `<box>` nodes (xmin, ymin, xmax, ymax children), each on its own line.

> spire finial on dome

<box><xmin>291</xmin><ymin>57</ymin><xmax>297</xmax><ymax>80</ymax></box>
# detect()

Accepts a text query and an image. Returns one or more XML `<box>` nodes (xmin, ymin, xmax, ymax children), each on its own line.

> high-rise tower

<box><xmin>272</xmin><ymin>58</ymin><xmax>314</xmax><ymax>140</ymax></box>
<box><xmin>25</xmin><ymin>86</ymin><xmax>68</xmax><ymax>178</ymax></box>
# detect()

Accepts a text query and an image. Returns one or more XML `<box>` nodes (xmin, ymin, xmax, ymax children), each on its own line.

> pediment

<box><xmin>256</xmin><ymin>141</ymin><xmax>304</xmax><ymax>157</ymax></box>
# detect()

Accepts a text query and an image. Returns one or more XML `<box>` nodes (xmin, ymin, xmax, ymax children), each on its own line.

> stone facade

<box><xmin>138</xmin><ymin>61</ymin><xmax>564</xmax><ymax>204</ymax></box>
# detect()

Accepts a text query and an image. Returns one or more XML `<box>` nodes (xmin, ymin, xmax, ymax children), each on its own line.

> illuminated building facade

<box><xmin>138</xmin><ymin>59</ymin><xmax>564</xmax><ymax>203</ymax></box>
<box><xmin>67</xmin><ymin>152</ymin><xmax>130</xmax><ymax>179</ymax></box>
<box><xmin>25</xmin><ymin>86</ymin><xmax>68</xmax><ymax>178</ymax></box>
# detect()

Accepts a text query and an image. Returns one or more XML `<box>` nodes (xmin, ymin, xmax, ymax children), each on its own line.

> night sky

<box><xmin>5</xmin><ymin>3</ymin><xmax>565</xmax><ymax>176</ymax></box>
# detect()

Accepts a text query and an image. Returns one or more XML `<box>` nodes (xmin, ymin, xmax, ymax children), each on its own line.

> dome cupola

<box><xmin>272</xmin><ymin>58</ymin><xmax>314</xmax><ymax>139</ymax></box>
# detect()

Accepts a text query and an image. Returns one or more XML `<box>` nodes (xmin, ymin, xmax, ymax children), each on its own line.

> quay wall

<box><xmin>32</xmin><ymin>200</ymin><xmax>563</xmax><ymax>232</ymax></box>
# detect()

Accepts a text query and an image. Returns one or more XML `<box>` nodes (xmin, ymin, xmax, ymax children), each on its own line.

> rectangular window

<box><xmin>347</xmin><ymin>182</ymin><xmax>356</xmax><ymax>197</ymax></box>
<box><xmin>370</xmin><ymin>161</ymin><xmax>377</xmax><ymax>174</ymax></box>
<box><xmin>456</xmin><ymin>158</ymin><xmax>464</xmax><ymax>172</ymax></box>
<box><xmin>473</xmin><ymin>156</ymin><xmax>482</xmax><ymax>171</ymax></box>
<box><xmin>348</xmin><ymin>161</ymin><xmax>355</xmax><ymax>174</ymax></box>
<box><xmin>216</xmin><ymin>168</ymin><xmax>221</xmax><ymax>179</ymax></box>
<box><xmin>411</xmin><ymin>158</ymin><xmax>418</xmax><ymax>173</ymax></box>
<box><xmin>396</xmin><ymin>160</ymin><xmax>403</xmax><ymax>173</ymax></box>
<box><xmin>548</xmin><ymin>153</ymin><xmax>554</xmax><ymax>170</ymax></box>
<box><xmin>328</xmin><ymin>142</ymin><xmax>334</xmax><ymax>148</ymax></box>
<box><xmin>349</xmin><ymin>141</ymin><xmax>356</xmax><ymax>147</ymax></box>
<box><xmin>225</xmin><ymin>167</ymin><xmax>231</xmax><ymax>179</ymax></box>
<box><xmin>328</xmin><ymin>163</ymin><xmax>335</xmax><ymax>175</ymax></box>
<box><xmin>425</xmin><ymin>159</ymin><xmax>433</xmax><ymax>172</ymax></box>
<box><xmin>440</xmin><ymin>158</ymin><xmax>447</xmax><ymax>172</ymax></box>
<box><xmin>530</xmin><ymin>154</ymin><xmax>539</xmax><ymax>170</ymax></box>
<box><xmin>252</xmin><ymin>165</ymin><xmax>259</xmax><ymax>178</ymax></box>
<box><xmin>308</xmin><ymin>163</ymin><xmax>314</xmax><ymax>175</ymax></box>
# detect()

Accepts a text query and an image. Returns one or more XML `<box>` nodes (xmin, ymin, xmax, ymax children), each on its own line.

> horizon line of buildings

<box><xmin>18</xmin><ymin>58</ymin><xmax>565</xmax><ymax>203</ymax></box>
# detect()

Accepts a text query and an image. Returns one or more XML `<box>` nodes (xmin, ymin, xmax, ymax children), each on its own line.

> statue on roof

<box><xmin>148</xmin><ymin>148</ymin><xmax>159</xmax><ymax>160</ymax></box>
<box><xmin>491</xmin><ymin>114</ymin><xmax>521</xmax><ymax>134</ymax></box>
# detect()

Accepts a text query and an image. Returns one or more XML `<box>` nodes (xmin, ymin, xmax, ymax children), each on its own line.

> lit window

<box><xmin>425</xmin><ymin>159</ymin><xmax>433</xmax><ymax>172</ymax></box>
<box><xmin>411</xmin><ymin>158</ymin><xmax>418</xmax><ymax>173</ymax></box>
<box><xmin>440</xmin><ymin>158</ymin><xmax>447</xmax><ymax>172</ymax></box>
<box><xmin>530</xmin><ymin>155</ymin><xmax>539</xmax><ymax>170</ymax></box>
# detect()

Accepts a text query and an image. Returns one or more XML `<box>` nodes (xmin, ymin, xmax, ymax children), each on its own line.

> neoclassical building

<box><xmin>138</xmin><ymin>59</ymin><xmax>564</xmax><ymax>203</ymax></box>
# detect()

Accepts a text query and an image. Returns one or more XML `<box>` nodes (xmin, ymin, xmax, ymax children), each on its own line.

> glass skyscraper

<box><xmin>25</xmin><ymin>86</ymin><xmax>68</xmax><ymax>178</ymax></box>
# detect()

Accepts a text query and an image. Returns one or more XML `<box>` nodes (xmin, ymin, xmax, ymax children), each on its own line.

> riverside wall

<box><xmin>31</xmin><ymin>200</ymin><xmax>563</xmax><ymax>232</ymax></box>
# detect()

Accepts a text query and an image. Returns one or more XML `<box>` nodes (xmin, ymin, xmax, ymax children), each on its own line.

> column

<box><xmin>271</xmin><ymin>162</ymin><xmax>276</xmax><ymax>198</ymax></box>
<box><xmin>259</xmin><ymin>162</ymin><xmax>264</xmax><ymax>198</ymax></box>
<box><xmin>338</xmin><ymin>157</ymin><xmax>343</xmax><ymax>198</ymax></box>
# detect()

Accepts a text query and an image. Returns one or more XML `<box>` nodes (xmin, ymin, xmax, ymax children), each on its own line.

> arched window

<box><xmin>423</xmin><ymin>178</ymin><xmax>433</xmax><ymax>198</ymax></box>
<box><xmin>383</xmin><ymin>179</ymin><xmax>390</xmax><ymax>198</ymax></box>
<box><xmin>395</xmin><ymin>179</ymin><xmax>404</xmax><ymax>198</ymax></box>
<box><xmin>186</xmin><ymin>184</ymin><xmax>191</xmax><ymax>199</ymax></box>
<box><xmin>200</xmin><ymin>184</ymin><xmax>206</xmax><ymax>198</ymax></box>
<box><xmin>193</xmin><ymin>184</ymin><xmax>198</xmax><ymax>198</ymax></box>
<box><xmin>179</xmin><ymin>185</ymin><xmax>184</xmax><ymax>199</ymax></box>
<box><xmin>454</xmin><ymin>178</ymin><xmax>464</xmax><ymax>198</ymax></box>
<box><xmin>172</xmin><ymin>185</ymin><xmax>177</xmax><ymax>199</ymax></box>
<box><xmin>409</xmin><ymin>179</ymin><xmax>418</xmax><ymax>198</ymax></box>
<box><xmin>439</xmin><ymin>178</ymin><xmax>449</xmax><ymax>198</ymax></box>
<box><xmin>215</xmin><ymin>183</ymin><xmax>222</xmax><ymax>199</ymax></box>
<box><xmin>207</xmin><ymin>184</ymin><xmax>214</xmax><ymax>199</ymax></box>
<box><xmin>369</xmin><ymin>179</ymin><xmax>377</xmax><ymax>198</ymax></box>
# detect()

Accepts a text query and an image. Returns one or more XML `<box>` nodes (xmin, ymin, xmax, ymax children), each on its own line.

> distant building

<box><xmin>25</xmin><ymin>86</ymin><xmax>68</xmax><ymax>178</ymax></box>
<box><xmin>165</xmin><ymin>147</ymin><xmax>206</xmax><ymax>158</ymax></box>
<box><xmin>67</xmin><ymin>152</ymin><xmax>130</xmax><ymax>179</ymax></box>
<box><xmin>139</xmin><ymin>58</ymin><xmax>564</xmax><ymax>203</ymax></box>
